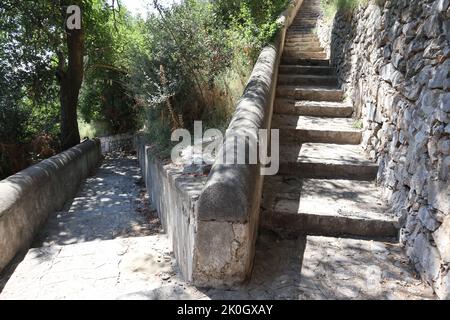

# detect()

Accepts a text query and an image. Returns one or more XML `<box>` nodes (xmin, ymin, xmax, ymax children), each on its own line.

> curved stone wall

<box><xmin>0</xmin><ymin>140</ymin><xmax>101</xmax><ymax>272</ymax></box>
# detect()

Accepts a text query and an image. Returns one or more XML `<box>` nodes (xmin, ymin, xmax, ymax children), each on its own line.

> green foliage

<box><xmin>79</xmin><ymin>5</ymin><xmax>143</xmax><ymax>135</ymax></box>
<box><xmin>129</xmin><ymin>0</ymin><xmax>235</xmax><ymax>133</ymax></box>
<box><xmin>321</xmin><ymin>0</ymin><xmax>369</xmax><ymax>20</ymax></box>
<box><xmin>353</xmin><ymin>119</ymin><xmax>363</xmax><ymax>129</ymax></box>
<box><xmin>129</xmin><ymin>0</ymin><xmax>290</xmax><ymax>158</ymax></box>
<box><xmin>1</xmin><ymin>0</ymin><xmax>292</xmax><ymax>173</ymax></box>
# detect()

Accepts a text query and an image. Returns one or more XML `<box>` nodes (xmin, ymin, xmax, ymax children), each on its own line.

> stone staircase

<box><xmin>258</xmin><ymin>0</ymin><xmax>435</xmax><ymax>299</ymax></box>
<box><xmin>262</xmin><ymin>0</ymin><xmax>399</xmax><ymax>240</ymax></box>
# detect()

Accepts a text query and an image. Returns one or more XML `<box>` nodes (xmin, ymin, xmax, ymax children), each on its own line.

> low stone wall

<box><xmin>318</xmin><ymin>0</ymin><xmax>449</xmax><ymax>299</ymax></box>
<box><xmin>0</xmin><ymin>139</ymin><xmax>101</xmax><ymax>272</ymax></box>
<box><xmin>194</xmin><ymin>0</ymin><xmax>304</xmax><ymax>288</ymax></box>
<box><xmin>134</xmin><ymin>0</ymin><xmax>304</xmax><ymax>288</ymax></box>
<box><xmin>99</xmin><ymin>133</ymin><xmax>134</xmax><ymax>154</ymax></box>
<box><xmin>134</xmin><ymin>133</ymin><xmax>206</xmax><ymax>282</ymax></box>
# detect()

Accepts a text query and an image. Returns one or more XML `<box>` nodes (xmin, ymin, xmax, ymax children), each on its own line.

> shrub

<box><xmin>129</xmin><ymin>0</ymin><xmax>290</xmax><ymax>159</ymax></box>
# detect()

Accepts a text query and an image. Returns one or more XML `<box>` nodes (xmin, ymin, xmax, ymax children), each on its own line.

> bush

<box><xmin>129</xmin><ymin>0</ymin><xmax>290</xmax><ymax>159</ymax></box>
<box><xmin>129</xmin><ymin>0</ymin><xmax>234</xmax><ymax>132</ymax></box>
<box><xmin>214</xmin><ymin>0</ymin><xmax>289</xmax><ymax>59</ymax></box>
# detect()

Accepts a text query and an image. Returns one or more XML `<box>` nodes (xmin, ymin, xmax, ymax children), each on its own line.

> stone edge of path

<box><xmin>0</xmin><ymin>139</ymin><xmax>102</xmax><ymax>273</ymax></box>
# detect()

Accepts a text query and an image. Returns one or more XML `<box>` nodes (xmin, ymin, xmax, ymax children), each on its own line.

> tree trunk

<box><xmin>59</xmin><ymin>3</ymin><xmax>84</xmax><ymax>150</ymax></box>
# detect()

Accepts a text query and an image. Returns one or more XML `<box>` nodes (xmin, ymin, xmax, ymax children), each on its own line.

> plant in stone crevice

<box><xmin>353</xmin><ymin>119</ymin><xmax>364</xmax><ymax>129</ymax></box>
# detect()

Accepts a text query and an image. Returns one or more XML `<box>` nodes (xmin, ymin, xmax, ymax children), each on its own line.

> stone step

<box><xmin>288</xmin><ymin>29</ymin><xmax>316</xmax><ymax>34</ymax></box>
<box><xmin>278</xmin><ymin>74</ymin><xmax>338</xmax><ymax>87</ymax></box>
<box><xmin>295</xmin><ymin>11</ymin><xmax>321</xmax><ymax>15</ymax></box>
<box><xmin>279</xmin><ymin>143</ymin><xmax>378</xmax><ymax>179</ymax></box>
<box><xmin>295</xmin><ymin>236</ymin><xmax>435</xmax><ymax>299</ymax></box>
<box><xmin>286</xmin><ymin>32</ymin><xmax>318</xmax><ymax>37</ymax></box>
<box><xmin>294</xmin><ymin>15</ymin><xmax>321</xmax><ymax>19</ymax></box>
<box><xmin>281</xmin><ymin>58</ymin><xmax>330</xmax><ymax>66</ymax></box>
<box><xmin>272</xmin><ymin>115</ymin><xmax>362</xmax><ymax>144</ymax></box>
<box><xmin>291</xmin><ymin>18</ymin><xmax>319</xmax><ymax>22</ymax></box>
<box><xmin>261</xmin><ymin>176</ymin><xmax>399</xmax><ymax>240</ymax></box>
<box><xmin>290</xmin><ymin>20</ymin><xmax>318</xmax><ymax>26</ymax></box>
<box><xmin>283</xmin><ymin>43</ymin><xmax>324</xmax><ymax>51</ymax></box>
<box><xmin>295</xmin><ymin>11</ymin><xmax>321</xmax><ymax>14</ymax></box>
<box><xmin>276</xmin><ymin>85</ymin><xmax>342</xmax><ymax>101</ymax></box>
<box><xmin>289</xmin><ymin>25</ymin><xmax>317</xmax><ymax>29</ymax></box>
<box><xmin>283</xmin><ymin>51</ymin><xmax>327</xmax><ymax>60</ymax></box>
<box><xmin>285</xmin><ymin>40</ymin><xmax>321</xmax><ymax>47</ymax></box>
<box><xmin>283</xmin><ymin>43</ymin><xmax>323</xmax><ymax>51</ymax></box>
<box><xmin>278</xmin><ymin>65</ymin><xmax>334</xmax><ymax>76</ymax></box>
<box><xmin>286</xmin><ymin>31</ymin><xmax>317</xmax><ymax>37</ymax></box>
<box><xmin>289</xmin><ymin>27</ymin><xmax>317</xmax><ymax>32</ymax></box>
<box><xmin>274</xmin><ymin>99</ymin><xmax>353</xmax><ymax>117</ymax></box>
<box><xmin>285</xmin><ymin>35</ymin><xmax>320</xmax><ymax>41</ymax></box>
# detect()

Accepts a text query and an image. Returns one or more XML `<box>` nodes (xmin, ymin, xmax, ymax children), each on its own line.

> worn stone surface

<box><xmin>135</xmin><ymin>135</ymin><xmax>207</xmax><ymax>283</ymax></box>
<box><xmin>317</xmin><ymin>0</ymin><xmax>450</xmax><ymax>299</ymax></box>
<box><xmin>273</xmin><ymin>114</ymin><xmax>362</xmax><ymax>144</ymax></box>
<box><xmin>261</xmin><ymin>176</ymin><xmax>399</xmax><ymax>240</ymax></box>
<box><xmin>0</xmin><ymin>155</ymin><xmax>302</xmax><ymax>300</ymax></box>
<box><xmin>433</xmin><ymin>216</ymin><xmax>450</xmax><ymax>264</ymax></box>
<box><xmin>299</xmin><ymin>236</ymin><xmax>435</xmax><ymax>300</ymax></box>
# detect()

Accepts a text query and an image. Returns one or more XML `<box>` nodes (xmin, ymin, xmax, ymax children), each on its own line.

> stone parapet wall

<box><xmin>194</xmin><ymin>0</ymin><xmax>305</xmax><ymax>287</ymax></box>
<box><xmin>0</xmin><ymin>139</ymin><xmax>101</xmax><ymax>272</ymax></box>
<box><xmin>134</xmin><ymin>133</ymin><xmax>206</xmax><ymax>283</ymax></box>
<box><xmin>135</xmin><ymin>0</ymin><xmax>305</xmax><ymax>288</ymax></box>
<box><xmin>318</xmin><ymin>0</ymin><xmax>449</xmax><ymax>298</ymax></box>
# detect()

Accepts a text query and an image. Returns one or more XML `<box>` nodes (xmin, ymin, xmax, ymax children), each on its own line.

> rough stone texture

<box><xmin>317</xmin><ymin>0</ymin><xmax>450</xmax><ymax>299</ymax></box>
<box><xmin>99</xmin><ymin>133</ymin><xmax>134</xmax><ymax>154</ymax></box>
<box><xmin>0</xmin><ymin>140</ymin><xmax>101</xmax><ymax>273</ymax></box>
<box><xmin>261</xmin><ymin>175</ymin><xmax>399</xmax><ymax>240</ymax></box>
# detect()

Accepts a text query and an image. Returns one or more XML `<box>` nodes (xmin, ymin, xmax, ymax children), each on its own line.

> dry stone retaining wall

<box><xmin>318</xmin><ymin>0</ymin><xmax>450</xmax><ymax>298</ymax></box>
<box><xmin>99</xmin><ymin>133</ymin><xmax>134</xmax><ymax>154</ymax></box>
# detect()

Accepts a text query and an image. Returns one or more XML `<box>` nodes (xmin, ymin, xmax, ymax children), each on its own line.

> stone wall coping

<box><xmin>0</xmin><ymin>139</ymin><xmax>101</xmax><ymax>272</ymax></box>
<box><xmin>0</xmin><ymin>139</ymin><xmax>100</xmax><ymax>218</ymax></box>
<box><xmin>196</xmin><ymin>0</ymin><xmax>304</xmax><ymax>223</ymax></box>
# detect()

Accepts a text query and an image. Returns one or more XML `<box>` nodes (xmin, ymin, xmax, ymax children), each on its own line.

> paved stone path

<box><xmin>0</xmin><ymin>152</ymin><xmax>189</xmax><ymax>299</ymax></box>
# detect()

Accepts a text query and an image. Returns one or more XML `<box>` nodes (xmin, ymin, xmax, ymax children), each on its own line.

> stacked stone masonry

<box><xmin>317</xmin><ymin>0</ymin><xmax>450</xmax><ymax>298</ymax></box>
